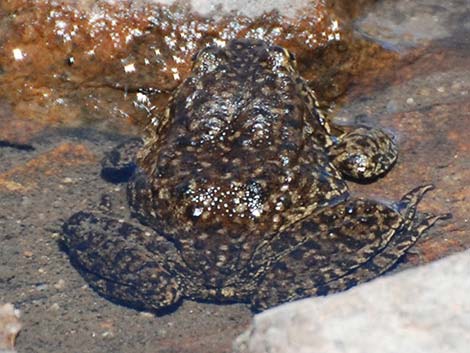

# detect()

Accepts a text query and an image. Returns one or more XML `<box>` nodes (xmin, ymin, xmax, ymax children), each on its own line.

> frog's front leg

<box><xmin>101</xmin><ymin>137</ymin><xmax>143</xmax><ymax>183</ymax></box>
<box><xmin>250</xmin><ymin>185</ymin><xmax>448</xmax><ymax>311</ymax></box>
<box><xmin>62</xmin><ymin>211</ymin><xmax>183</xmax><ymax>311</ymax></box>
<box><xmin>328</xmin><ymin>127</ymin><xmax>398</xmax><ymax>180</ymax></box>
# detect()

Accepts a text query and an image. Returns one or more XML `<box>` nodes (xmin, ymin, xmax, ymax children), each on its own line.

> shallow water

<box><xmin>0</xmin><ymin>1</ymin><xmax>469</xmax><ymax>352</ymax></box>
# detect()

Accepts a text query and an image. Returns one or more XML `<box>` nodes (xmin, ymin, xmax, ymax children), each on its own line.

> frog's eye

<box><xmin>192</xmin><ymin>46</ymin><xmax>227</xmax><ymax>74</ymax></box>
<box><xmin>268</xmin><ymin>46</ymin><xmax>297</xmax><ymax>71</ymax></box>
<box><xmin>288</xmin><ymin>50</ymin><xmax>296</xmax><ymax>61</ymax></box>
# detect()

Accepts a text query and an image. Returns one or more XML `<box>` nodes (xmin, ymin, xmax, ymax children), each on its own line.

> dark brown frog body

<box><xmin>63</xmin><ymin>39</ymin><xmax>448</xmax><ymax>311</ymax></box>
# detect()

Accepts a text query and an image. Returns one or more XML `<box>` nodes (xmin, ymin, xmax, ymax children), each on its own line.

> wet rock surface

<box><xmin>0</xmin><ymin>1</ymin><xmax>468</xmax><ymax>352</ymax></box>
<box><xmin>232</xmin><ymin>250</ymin><xmax>470</xmax><ymax>353</ymax></box>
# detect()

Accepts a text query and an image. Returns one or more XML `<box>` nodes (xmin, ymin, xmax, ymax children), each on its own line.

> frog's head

<box><xmin>191</xmin><ymin>39</ymin><xmax>299</xmax><ymax>77</ymax></box>
<box><xmin>263</xmin><ymin>43</ymin><xmax>298</xmax><ymax>74</ymax></box>
<box><xmin>192</xmin><ymin>43</ymin><xmax>229</xmax><ymax>75</ymax></box>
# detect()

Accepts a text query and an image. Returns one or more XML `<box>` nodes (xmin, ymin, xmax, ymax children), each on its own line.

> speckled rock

<box><xmin>232</xmin><ymin>250</ymin><xmax>470</xmax><ymax>353</ymax></box>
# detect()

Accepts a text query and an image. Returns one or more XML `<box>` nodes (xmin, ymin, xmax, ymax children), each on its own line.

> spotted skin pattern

<box><xmin>63</xmin><ymin>39</ymin><xmax>448</xmax><ymax>311</ymax></box>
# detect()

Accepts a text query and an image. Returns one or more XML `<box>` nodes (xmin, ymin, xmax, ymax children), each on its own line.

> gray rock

<box><xmin>139</xmin><ymin>1</ymin><xmax>312</xmax><ymax>18</ymax></box>
<box><xmin>233</xmin><ymin>250</ymin><xmax>470</xmax><ymax>353</ymax></box>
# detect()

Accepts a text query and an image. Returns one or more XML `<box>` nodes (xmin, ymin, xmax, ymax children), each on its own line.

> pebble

<box><xmin>50</xmin><ymin>232</ymin><xmax>61</xmax><ymax>240</ymax></box>
<box><xmin>54</xmin><ymin>279</ymin><xmax>65</xmax><ymax>290</ymax></box>
<box><xmin>418</xmin><ymin>88</ymin><xmax>430</xmax><ymax>96</ymax></box>
<box><xmin>139</xmin><ymin>312</ymin><xmax>155</xmax><ymax>319</ymax></box>
<box><xmin>49</xmin><ymin>303</ymin><xmax>60</xmax><ymax>311</ymax></box>
<box><xmin>21</xmin><ymin>197</ymin><xmax>32</xmax><ymax>207</ymax></box>
<box><xmin>35</xmin><ymin>283</ymin><xmax>48</xmax><ymax>291</ymax></box>
<box><xmin>385</xmin><ymin>99</ymin><xmax>399</xmax><ymax>113</ymax></box>
<box><xmin>451</xmin><ymin>82</ymin><xmax>461</xmax><ymax>90</ymax></box>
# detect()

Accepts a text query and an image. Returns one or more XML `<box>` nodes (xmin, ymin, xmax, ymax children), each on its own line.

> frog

<box><xmin>62</xmin><ymin>39</ymin><xmax>449</xmax><ymax>311</ymax></box>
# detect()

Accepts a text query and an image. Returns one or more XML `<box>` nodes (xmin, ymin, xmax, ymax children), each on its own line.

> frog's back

<box><xmin>132</xmin><ymin>39</ymin><xmax>348</xmax><ymax>280</ymax></box>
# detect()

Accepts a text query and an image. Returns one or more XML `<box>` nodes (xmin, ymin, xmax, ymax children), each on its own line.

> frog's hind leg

<box><xmin>250</xmin><ymin>185</ymin><xmax>449</xmax><ymax>311</ymax></box>
<box><xmin>322</xmin><ymin>188</ymin><xmax>450</xmax><ymax>294</ymax></box>
<box><xmin>62</xmin><ymin>211</ymin><xmax>182</xmax><ymax>312</ymax></box>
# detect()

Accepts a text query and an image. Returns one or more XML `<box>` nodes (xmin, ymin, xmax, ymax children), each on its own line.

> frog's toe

<box><xmin>101</xmin><ymin>138</ymin><xmax>143</xmax><ymax>183</ymax></box>
<box><xmin>411</xmin><ymin>211</ymin><xmax>452</xmax><ymax>241</ymax></box>
<box><xmin>329</xmin><ymin>127</ymin><xmax>397</xmax><ymax>180</ymax></box>
<box><xmin>394</xmin><ymin>184</ymin><xmax>451</xmax><ymax>231</ymax></box>
<box><xmin>62</xmin><ymin>211</ymin><xmax>182</xmax><ymax>311</ymax></box>
<box><xmin>396</xmin><ymin>184</ymin><xmax>434</xmax><ymax>210</ymax></box>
